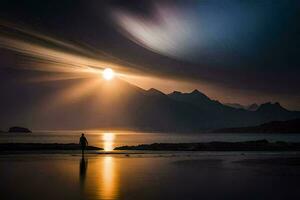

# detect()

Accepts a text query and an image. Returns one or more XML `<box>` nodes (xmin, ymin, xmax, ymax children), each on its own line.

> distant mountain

<box><xmin>214</xmin><ymin>119</ymin><xmax>300</xmax><ymax>133</ymax></box>
<box><xmin>146</xmin><ymin>88</ymin><xmax>166</xmax><ymax>97</ymax></box>
<box><xmin>167</xmin><ymin>90</ymin><xmax>300</xmax><ymax>130</ymax></box>
<box><xmin>1</xmin><ymin>77</ymin><xmax>300</xmax><ymax>131</ymax></box>
<box><xmin>168</xmin><ymin>89</ymin><xmax>225</xmax><ymax>111</ymax></box>
<box><xmin>255</xmin><ymin>102</ymin><xmax>298</xmax><ymax>122</ymax></box>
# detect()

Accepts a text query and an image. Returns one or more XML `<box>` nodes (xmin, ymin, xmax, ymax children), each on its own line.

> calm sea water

<box><xmin>2</xmin><ymin>131</ymin><xmax>300</xmax><ymax>199</ymax></box>
<box><xmin>1</xmin><ymin>131</ymin><xmax>300</xmax><ymax>151</ymax></box>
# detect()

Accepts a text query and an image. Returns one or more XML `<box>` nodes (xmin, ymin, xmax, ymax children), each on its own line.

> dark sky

<box><xmin>0</xmin><ymin>0</ymin><xmax>300</xmax><ymax>109</ymax></box>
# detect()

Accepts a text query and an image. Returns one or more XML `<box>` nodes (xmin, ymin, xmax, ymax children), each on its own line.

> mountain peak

<box><xmin>189</xmin><ymin>89</ymin><xmax>211</xmax><ymax>100</ymax></box>
<box><xmin>257</xmin><ymin>102</ymin><xmax>287</xmax><ymax>112</ymax></box>
<box><xmin>274</xmin><ymin>102</ymin><xmax>281</xmax><ymax>106</ymax></box>
<box><xmin>146</xmin><ymin>88</ymin><xmax>166</xmax><ymax>96</ymax></box>
<box><xmin>169</xmin><ymin>89</ymin><xmax>210</xmax><ymax>100</ymax></box>
<box><xmin>191</xmin><ymin>89</ymin><xmax>203</xmax><ymax>95</ymax></box>
<box><xmin>169</xmin><ymin>91</ymin><xmax>182</xmax><ymax>96</ymax></box>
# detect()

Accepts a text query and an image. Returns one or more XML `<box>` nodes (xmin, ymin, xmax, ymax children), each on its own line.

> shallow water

<box><xmin>1</xmin><ymin>131</ymin><xmax>300</xmax><ymax>151</ymax></box>
<box><xmin>2</xmin><ymin>130</ymin><xmax>300</xmax><ymax>199</ymax></box>
<box><xmin>1</xmin><ymin>153</ymin><xmax>300</xmax><ymax>200</ymax></box>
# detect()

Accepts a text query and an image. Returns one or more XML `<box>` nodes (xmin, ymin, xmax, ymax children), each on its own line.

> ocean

<box><xmin>1</xmin><ymin>131</ymin><xmax>300</xmax><ymax>151</ymax></box>
<box><xmin>1</xmin><ymin>131</ymin><xmax>300</xmax><ymax>199</ymax></box>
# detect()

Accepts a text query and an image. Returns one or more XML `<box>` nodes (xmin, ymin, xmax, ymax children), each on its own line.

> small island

<box><xmin>8</xmin><ymin>126</ymin><xmax>32</xmax><ymax>133</ymax></box>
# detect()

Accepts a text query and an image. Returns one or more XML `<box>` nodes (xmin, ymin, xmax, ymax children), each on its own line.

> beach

<box><xmin>1</xmin><ymin>152</ymin><xmax>300</xmax><ymax>200</ymax></box>
<box><xmin>2</xmin><ymin>131</ymin><xmax>300</xmax><ymax>199</ymax></box>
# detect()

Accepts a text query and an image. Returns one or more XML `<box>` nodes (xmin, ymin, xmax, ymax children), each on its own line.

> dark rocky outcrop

<box><xmin>0</xmin><ymin>143</ymin><xmax>102</xmax><ymax>151</ymax></box>
<box><xmin>114</xmin><ymin>140</ymin><xmax>300</xmax><ymax>151</ymax></box>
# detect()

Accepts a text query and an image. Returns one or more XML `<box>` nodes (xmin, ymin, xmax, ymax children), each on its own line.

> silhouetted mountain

<box><xmin>257</xmin><ymin>102</ymin><xmax>287</xmax><ymax>113</ymax></box>
<box><xmin>146</xmin><ymin>88</ymin><xmax>166</xmax><ymax>97</ymax></box>
<box><xmin>255</xmin><ymin>102</ymin><xmax>298</xmax><ymax>122</ymax></box>
<box><xmin>167</xmin><ymin>90</ymin><xmax>300</xmax><ymax>130</ymax></box>
<box><xmin>169</xmin><ymin>90</ymin><xmax>260</xmax><ymax>128</ymax></box>
<box><xmin>1</xmin><ymin>76</ymin><xmax>300</xmax><ymax>131</ymax></box>
<box><xmin>169</xmin><ymin>89</ymin><xmax>222</xmax><ymax>110</ymax></box>
<box><xmin>214</xmin><ymin>119</ymin><xmax>300</xmax><ymax>133</ymax></box>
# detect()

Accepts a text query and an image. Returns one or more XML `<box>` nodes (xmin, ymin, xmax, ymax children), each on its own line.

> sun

<box><xmin>102</xmin><ymin>68</ymin><xmax>115</xmax><ymax>80</ymax></box>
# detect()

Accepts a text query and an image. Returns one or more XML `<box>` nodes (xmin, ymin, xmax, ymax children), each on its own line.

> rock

<box><xmin>0</xmin><ymin>143</ymin><xmax>103</xmax><ymax>151</ymax></box>
<box><xmin>114</xmin><ymin>140</ymin><xmax>300</xmax><ymax>151</ymax></box>
<box><xmin>8</xmin><ymin>126</ymin><xmax>32</xmax><ymax>133</ymax></box>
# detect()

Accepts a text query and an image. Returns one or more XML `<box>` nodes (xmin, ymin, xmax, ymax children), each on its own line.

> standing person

<box><xmin>79</xmin><ymin>133</ymin><xmax>88</xmax><ymax>155</ymax></box>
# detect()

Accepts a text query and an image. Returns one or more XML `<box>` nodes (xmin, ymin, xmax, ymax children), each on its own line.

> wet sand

<box><xmin>235</xmin><ymin>157</ymin><xmax>300</xmax><ymax>165</ymax></box>
<box><xmin>1</xmin><ymin>152</ymin><xmax>300</xmax><ymax>200</ymax></box>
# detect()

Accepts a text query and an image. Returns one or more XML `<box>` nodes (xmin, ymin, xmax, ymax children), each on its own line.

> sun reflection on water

<box><xmin>102</xmin><ymin>133</ymin><xmax>116</xmax><ymax>151</ymax></box>
<box><xmin>80</xmin><ymin>156</ymin><xmax>119</xmax><ymax>200</ymax></box>
<box><xmin>101</xmin><ymin>156</ymin><xmax>118</xmax><ymax>199</ymax></box>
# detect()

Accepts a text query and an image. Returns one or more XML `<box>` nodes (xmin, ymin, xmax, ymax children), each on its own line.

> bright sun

<box><xmin>102</xmin><ymin>68</ymin><xmax>115</xmax><ymax>80</ymax></box>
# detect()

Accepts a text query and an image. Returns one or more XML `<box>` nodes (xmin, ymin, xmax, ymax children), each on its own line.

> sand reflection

<box><xmin>79</xmin><ymin>155</ymin><xmax>118</xmax><ymax>200</ymax></box>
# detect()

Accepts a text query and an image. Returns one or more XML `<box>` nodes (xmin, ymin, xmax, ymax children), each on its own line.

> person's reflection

<box><xmin>79</xmin><ymin>155</ymin><xmax>88</xmax><ymax>198</ymax></box>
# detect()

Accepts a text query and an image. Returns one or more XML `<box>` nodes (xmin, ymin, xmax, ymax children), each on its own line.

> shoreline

<box><xmin>115</xmin><ymin>140</ymin><xmax>300</xmax><ymax>151</ymax></box>
<box><xmin>2</xmin><ymin>140</ymin><xmax>300</xmax><ymax>153</ymax></box>
<box><xmin>0</xmin><ymin>143</ymin><xmax>102</xmax><ymax>151</ymax></box>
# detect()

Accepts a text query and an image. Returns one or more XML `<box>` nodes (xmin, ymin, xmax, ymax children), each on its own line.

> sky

<box><xmin>0</xmin><ymin>0</ymin><xmax>300</xmax><ymax>109</ymax></box>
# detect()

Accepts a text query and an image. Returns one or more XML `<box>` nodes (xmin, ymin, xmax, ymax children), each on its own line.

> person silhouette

<box><xmin>79</xmin><ymin>133</ymin><xmax>88</xmax><ymax>155</ymax></box>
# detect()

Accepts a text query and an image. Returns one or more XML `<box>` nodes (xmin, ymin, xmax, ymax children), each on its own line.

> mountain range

<box><xmin>1</xmin><ymin>77</ymin><xmax>300</xmax><ymax>131</ymax></box>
